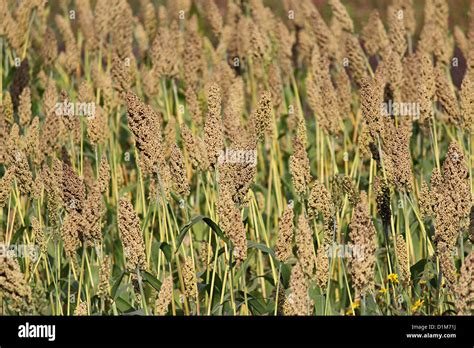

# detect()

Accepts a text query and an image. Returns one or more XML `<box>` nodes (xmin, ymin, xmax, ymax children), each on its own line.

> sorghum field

<box><xmin>0</xmin><ymin>0</ymin><xmax>473</xmax><ymax>317</ymax></box>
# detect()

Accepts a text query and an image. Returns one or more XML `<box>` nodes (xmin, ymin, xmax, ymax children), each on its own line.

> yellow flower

<box><xmin>379</xmin><ymin>287</ymin><xmax>387</xmax><ymax>294</ymax></box>
<box><xmin>387</xmin><ymin>273</ymin><xmax>399</xmax><ymax>284</ymax></box>
<box><xmin>345</xmin><ymin>299</ymin><xmax>360</xmax><ymax>315</ymax></box>
<box><xmin>411</xmin><ymin>299</ymin><xmax>424</xmax><ymax>312</ymax></box>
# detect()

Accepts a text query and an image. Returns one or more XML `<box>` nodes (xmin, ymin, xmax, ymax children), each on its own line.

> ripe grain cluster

<box><xmin>0</xmin><ymin>0</ymin><xmax>473</xmax><ymax>316</ymax></box>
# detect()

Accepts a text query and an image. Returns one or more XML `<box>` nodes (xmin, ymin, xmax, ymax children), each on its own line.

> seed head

<box><xmin>112</xmin><ymin>54</ymin><xmax>131</xmax><ymax>97</ymax></box>
<box><xmin>183</xmin><ymin>257</ymin><xmax>198</xmax><ymax>300</ymax></box>
<box><xmin>18</xmin><ymin>87</ymin><xmax>31</xmax><ymax>127</ymax></box>
<box><xmin>454</xmin><ymin>251</ymin><xmax>474</xmax><ymax>314</ymax></box>
<box><xmin>251</xmin><ymin>91</ymin><xmax>273</xmax><ymax>142</ymax></box>
<box><xmin>0</xmin><ymin>256</ymin><xmax>32</xmax><ymax>314</ymax></box>
<box><xmin>169</xmin><ymin>144</ymin><xmax>190</xmax><ymax>197</ymax></box>
<box><xmin>181</xmin><ymin>123</ymin><xmax>209</xmax><ymax>172</ymax></box>
<box><xmin>203</xmin><ymin>83</ymin><xmax>224</xmax><ymax>168</ymax></box>
<box><xmin>329</xmin><ymin>0</ymin><xmax>353</xmax><ymax>33</ymax></box>
<box><xmin>308</xmin><ymin>181</ymin><xmax>335</xmax><ymax>242</ymax></box>
<box><xmin>296</xmin><ymin>214</ymin><xmax>316</xmax><ymax>276</ymax></box>
<box><xmin>460</xmin><ymin>74</ymin><xmax>474</xmax><ymax>132</ymax></box>
<box><xmin>98</xmin><ymin>155</ymin><xmax>110</xmax><ymax>194</ymax></box>
<box><xmin>97</xmin><ymin>256</ymin><xmax>111</xmax><ymax>300</ymax></box>
<box><xmin>275</xmin><ymin>202</ymin><xmax>295</xmax><ymax>262</ymax></box>
<box><xmin>61</xmin><ymin>211</ymin><xmax>82</xmax><ymax>260</ymax></box>
<box><xmin>286</xmin><ymin>261</ymin><xmax>312</xmax><ymax>315</ymax></box>
<box><xmin>118</xmin><ymin>197</ymin><xmax>147</xmax><ymax>271</ymax></box>
<box><xmin>435</xmin><ymin>65</ymin><xmax>460</xmax><ymax>125</ymax></box>
<box><xmin>289</xmin><ymin>136</ymin><xmax>311</xmax><ymax>197</ymax></box>
<box><xmin>345</xmin><ymin>34</ymin><xmax>368</xmax><ymax>86</ymax></box>
<box><xmin>396</xmin><ymin>235</ymin><xmax>410</xmax><ymax>285</ymax></box>
<box><xmin>348</xmin><ymin>192</ymin><xmax>377</xmax><ymax>298</ymax></box>
<box><xmin>217</xmin><ymin>185</ymin><xmax>247</xmax><ymax>262</ymax></box>
<box><xmin>315</xmin><ymin>246</ymin><xmax>329</xmax><ymax>290</ymax></box>
<box><xmin>0</xmin><ymin>168</ymin><xmax>14</xmax><ymax>208</ymax></box>
<box><xmin>361</xmin><ymin>10</ymin><xmax>389</xmax><ymax>56</ymax></box>
<box><xmin>155</xmin><ymin>275</ymin><xmax>173</xmax><ymax>315</ymax></box>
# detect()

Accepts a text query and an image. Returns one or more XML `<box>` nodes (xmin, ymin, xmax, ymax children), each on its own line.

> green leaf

<box><xmin>158</xmin><ymin>242</ymin><xmax>172</xmax><ymax>262</ymax></box>
<box><xmin>312</xmin><ymin>295</ymin><xmax>326</xmax><ymax>315</ymax></box>
<box><xmin>142</xmin><ymin>271</ymin><xmax>162</xmax><ymax>292</ymax></box>
<box><xmin>364</xmin><ymin>294</ymin><xmax>380</xmax><ymax>315</ymax></box>
<box><xmin>410</xmin><ymin>258</ymin><xmax>428</xmax><ymax>281</ymax></box>
<box><xmin>248</xmin><ymin>241</ymin><xmax>280</xmax><ymax>267</ymax></box>
<box><xmin>247</xmin><ymin>297</ymin><xmax>267</xmax><ymax>315</ymax></box>
<box><xmin>263</xmin><ymin>274</ymin><xmax>275</xmax><ymax>287</ymax></box>
<box><xmin>198</xmin><ymin>283</ymin><xmax>210</xmax><ymax>294</ymax></box>
<box><xmin>242</xmin><ymin>291</ymin><xmax>268</xmax><ymax>315</ymax></box>
<box><xmin>123</xmin><ymin>308</ymin><xmax>146</xmax><ymax>316</ymax></box>
<box><xmin>11</xmin><ymin>226</ymin><xmax>26</xmax><ymax>245</ymax></box>
<box><xmin>176</xmin><ymin>216</ymin><xmax>228</xmax><ymax>251</ymax></box>
<box><xmin>280</xmin><ymin>263</ymin><xmax>291</xmax><ymax>288</ymax></box>
<box><xmin>111</xmin><ymin>271</ymin><xmax>127</xmax><ymax>300</ymax></box>
<box><xmin>115</xmin><ymin>297</ymin><xmax>134</xmax><ymax>313</ymax></box>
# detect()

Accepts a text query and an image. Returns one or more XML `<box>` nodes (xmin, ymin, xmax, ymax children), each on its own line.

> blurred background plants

<box><xmin>0</xmin><ymin>0</ymin><xmax>473</xmax><ymax>316</ymax></box>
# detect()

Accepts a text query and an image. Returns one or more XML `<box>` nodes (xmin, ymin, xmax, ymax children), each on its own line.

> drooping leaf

<box><xmin>111</xmin><ymin>270</ymin><xmax>127</xmax><ymax>300</ymax></box>
<box><xmin>176</xmin><ymin>215</ymin><xmax>228</xmax><ymax>251</ymax></box>
<box><xmin>157</xmin><ymin>242</ymin><xmax>172</xmax><ymax>262</ymax></box>
<box><xmin>115</xmin><ymin>297</ymin><xmax>134</xmax><ymax>313</ymax></box>
<box><xmin>248</xmin><ymin>241</ymin><xmax>280</xmax><ymax>268</ymax></box>
<box><xmin>142</xmin><ymin>271</ymin><xmax>162</xmax><ymax>292</ymax></box>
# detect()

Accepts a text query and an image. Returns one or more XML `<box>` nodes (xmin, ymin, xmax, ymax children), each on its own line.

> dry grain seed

<box><xmin>251</xmin><ymin>91</ymin><xmax>273</xmax><ymax>142</ymax></box>
<box><xmin>287</xmin><ymin>261</ymin><xmax>312</xmax><ymax>315</ymax></box>
<box><xmin>349</xmin><ymin>192</ymin><xmax>377</xmax><ymax>298</ymax></box>
<box><xmin>169</xmin><ymin>144</ymin><xmax>190</xmax><ymax>197</ymax></box>
<box><xmin>308</xmin><ymin>181</ymin><xmax>335</xmax><ymax>240</ymax></box>
<box><xmin>296</xmin><ymin>214</ymin><xmax>316</xmax><ymax>276</ymax></box>
<box><xmin>74</xmin><ymin>301</ymin><xmax>88</xmax><ymax>316</ymax></box>
<box><xmin>1</xmin><ymin>0</ymin><xmax>472</xmax><ymax>317</ymax></box>
<box><xmin>125</xmin><ymin>91</ymin><xmax>165</xmax><ymax>176</ymax></box>
<box><xmin>387</xmin><ymin>6</ymin><xmax>407</xmax><ymax>57</ymax></box>
<box><xmin>97</xmin><ymin>256</ymin><xmax>111</xmax><ymax>300</ymax></box>
<box><xmin>31</xmin><ymin>216</ymin><xmax>46</xmax><ymax>254</ymax></box>
<box><xmin>435</xmin><ymin>65</ymin><xmax>460</xmax><ymax>125</ymax></box>
<box><xmin>41</xmin><ymin>27</ymin><xmax>58</xmax><ymax>66</ymax></box>
<box><xmin>345</xmin><ymin>33</ymin><xmax>368</xmax><ymax>86</ymax></box>
<box><xmin>396</xmin><ymin>234</ymin><xmax>410</xmax><ymax>285</ymax></box>
<box><xmin>18</xmin><ymin>87</ymin><xmax>31</xmax><ymax>127</ymax></box>
<box><xmin>111</xmin><ymin>54</ymin><xmax>131</xmax><ymax>96</ymax></box>
<box><xmin>60</xmin><ymin>211</ymin><xmax>82</xmax><ymax>260</ymax></box>
<box><xmin>183</xmin><ymin>257</ymin><xmax>197</xmax><ymax>299</ymax></box>
<box><xmin>203</xmin><ymin>83</ymin><xmax>224</xmax><ymax>168</ymax></box>
<box><xmin>0</xmin><ymin>256</ymin><xmax>33</xmax><ymax>313</ymax></box>
<box><xmin>98</xmin><ymin>155</ymin><xmax>110</xmax><ymax>194</ymax></box>
<box><xmin>329</xmin><ymin>0</ymin><xmax>354</xmax><ymax>33</ymax></box>
<box><xmin>361</xmin><ymin>10</ymin><xmax>390</xmax><ymax>55</ymax></box>
<box><xmin>315</xmin><ymin>245</ymin><xmax>329</xmax><ymax>290</ymax></box>
<box><xmin>217</xmin><ymin>182</ymin><xmax>247</xmax><ymax>262</ymax></box>
<box><xmin>275</xmin><ymin>202</ymin><xmax>295</xmax><ymax>262</ymax></box>
<box><xmin>290</xmin><ymin>136</ymin><xmax>311</xmax><ymax>197</ymax></box>
<box><xmin>118</xmin><ymin>197</ymin><xmax>147</xmax><ymax>272</ymax></box>
<box><xmin>82</xmin><ymin>183</ymin><xmax>104</xmax><ymax>245</ymax></box>
<box><xmin>0</xmin><ymin>168</ymin><xmax>14</xmax><ymax>208</ymax></box>
<box><xmin>155</xmin><ymin>275</ymin><xmax>173</xmax><ymax>315</ymax></box>
<box><xmin>460</xmin><ymin>74</ymin><xmax>474</xmax><ymax>132</ymax></box>
<box><xmin>454</xmin><ymin>251</ymin><xmax>474</xmax><ymax>314</ymax></box>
